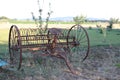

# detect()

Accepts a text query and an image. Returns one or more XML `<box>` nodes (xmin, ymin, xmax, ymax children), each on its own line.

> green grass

<box><xmin>0</xmin><ymin>29</ymin><xmax>9</xmax><ymax>57</ymax></box>
<box><xmin>88</xmin><ymin>29</ymin><xmax>120</xmax><ymax>46</ymax></box>
<box><xmin>115</xmin><ymin>63</ymin><xmax>120</xmax><ymax>68</ymax></box>
<box><xmin>0</xmin><ymin>28</ymin><xmax>120</xmax><ymax>57</ymax></box>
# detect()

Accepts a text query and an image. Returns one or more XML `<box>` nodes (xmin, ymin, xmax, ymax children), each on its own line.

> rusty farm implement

<box><xmin>8</xmin><ymin>24</ymin><xmax>90</xmax><ymax>74</ymax></box>
<box><xmin>8</xmin><ymin>0</ymin><xmax>90</xmax><ymax>74</ymax></box>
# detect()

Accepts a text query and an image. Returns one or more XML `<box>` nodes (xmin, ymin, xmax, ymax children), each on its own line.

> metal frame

<box><xmin>8</xmin><ymin>24</ymin><xmax>90</xmax><ymax>74</ymax></box>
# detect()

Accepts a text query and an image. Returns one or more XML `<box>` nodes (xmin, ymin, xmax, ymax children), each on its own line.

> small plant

<box><xmin>107</xmin><ymin>17</ymin><xmax>119</xmax><ymax>31</ymax></box>
<box><xmin>96</xmin><ymin>25</ymin><xmax>104</xmax><ymax>34</ymax></box>
<box><xmin>73</xmin><ymin>15</ymin><xmax>87</xmax><ymax>24</ymax></box>
<box><xmin>115</xmin><ymin>63</ymin><xmax>120</xmax><ymax>68</ymax></box>
<box><xmin>107</xmin><ymin>22</ymin><xmax>113</xmax><ymax>31</ymax></box>
<box><xmin>88</xmin><ymin>26</ymin><xmax>92</xmax><ymax>30</ymax></box>
<box><xmin>31</xmin><ymin>0</ymin><xmax>53</xmax><ymax>34</ymax></box>
<box><xmin>96</xmin><ymin>24</ymin><xmax>107</xmax><ymax>42</ymax></box>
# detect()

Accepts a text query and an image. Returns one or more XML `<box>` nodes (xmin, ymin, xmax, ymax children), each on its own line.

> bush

<box><xmin>88</xmin><ymin>26</ymin><xmax>92</xmax><ymax>30</ymax></box>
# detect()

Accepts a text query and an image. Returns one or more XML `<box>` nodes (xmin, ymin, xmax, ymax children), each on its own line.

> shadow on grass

<box><xmin>0</xmin><ymin>42</ymin><xmax>8</xmax><ymax>58</ymax></box>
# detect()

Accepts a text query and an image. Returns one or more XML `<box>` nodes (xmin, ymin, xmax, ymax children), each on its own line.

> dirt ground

<box><xmin>0</xmin><ymin>45</ymin><xmax>120</xmax><ymax>80</ymax></box>
<box><xmin>0</xmin><ymin>23</ymin><xmax>120</xmax><ymax>80</ymax></box>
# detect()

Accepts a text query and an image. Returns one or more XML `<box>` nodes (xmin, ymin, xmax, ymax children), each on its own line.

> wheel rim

<box><xmin>9</xmin><ymin>25</ymin><xmax>22</xmax><ymax>70</ymax></box>
<box><xmin>67</xmin><ymin>24</ymin><xmax>90</xmax><ymax>62</ymax></box>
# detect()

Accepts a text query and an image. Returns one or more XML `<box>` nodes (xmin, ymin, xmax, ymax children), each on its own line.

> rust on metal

<box><xmin>8</xmin><ymin>24</ymin><xmax>90</xmax><ymax>74</ymax></box>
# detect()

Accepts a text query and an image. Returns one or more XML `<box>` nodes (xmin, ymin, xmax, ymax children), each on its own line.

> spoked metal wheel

<box><xmin>67</xmin><ymin>24</ymin><xmax>90</xmax><ymax>64</ymax></box>
<box><xmin>8</xmin><ymin>25</ymin><xmax>22</xmax><ymax>70</ymax></box>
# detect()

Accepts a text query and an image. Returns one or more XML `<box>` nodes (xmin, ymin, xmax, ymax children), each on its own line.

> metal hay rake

<box><xmin>8</xmin><ymin>24</ymin><xmax>90</xmax><ymax>74</ymax></box>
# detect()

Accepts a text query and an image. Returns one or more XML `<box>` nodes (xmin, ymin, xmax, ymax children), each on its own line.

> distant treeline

<box><xmin>0</xmin><ymin>16</ymin><xmax>120</xmax><ymax>24</ymax></box>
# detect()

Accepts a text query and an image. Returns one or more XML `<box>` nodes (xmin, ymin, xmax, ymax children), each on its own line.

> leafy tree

<box><xmin>0</xmin><ymin>16</ymin><xmax>9</xmax><ymax>20</ymax></box>
<box><xmin>110</xmin><ymin>17</ymin><xmax>119</xmax><ymax>24</ymax></box>
<box><xmin>107</xmin><ymin>17</ymin><xmax>119</xmax><ymax>30</ymax></box>
<box><xmin>73</xmin><ymin>15</ymin><xmax>86</xmax><ymax>24</ymax></box>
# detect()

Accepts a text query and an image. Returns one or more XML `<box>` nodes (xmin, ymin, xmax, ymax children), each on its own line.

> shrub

<box><xmin>88</xmin><ymin>26</ymin><xmax>92</xmax><ymax>30</ymax></box>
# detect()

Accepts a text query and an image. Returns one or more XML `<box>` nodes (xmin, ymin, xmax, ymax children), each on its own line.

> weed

<box><xmin>115</xmin><ymin>63</ymin><xmax>120</xmax><ymax>68</ymax></box>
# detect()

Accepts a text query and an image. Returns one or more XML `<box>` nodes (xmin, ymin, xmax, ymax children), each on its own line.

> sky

<box><xmin>0</xmin><ymin>0</ymin><xmax>120</xmax><ymax>20</ymax></box>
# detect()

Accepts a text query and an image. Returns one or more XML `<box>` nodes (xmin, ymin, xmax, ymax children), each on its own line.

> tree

<box><xmin>107</xmin><ymin>17</ymin><xmax>119</xmax><ymax>30</ymax></box>
<box><xmin>73</xmin><ymin>15</ymin><xmax>86</xmax><ymax>24</ymax></box>
<box><xmin>0</xmin><ymin>16</ymin><xmax>9</xmax><ymax>20</ymax></box>
<box><xmin>110</xmin><ymin>17</ymin><xmax>119</xmax><ymax>24</ymax></box>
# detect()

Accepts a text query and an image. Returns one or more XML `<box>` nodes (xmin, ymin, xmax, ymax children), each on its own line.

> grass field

<box><xmin>88</xmin><ymin>28</ymin><xmax>120</xmax><ymax>46</ymax></box>
<box><xmin>0</xmin><ymin>26</ymin><xmax>120</xmax><ymax>57</ymax></box>
<box><xmin>0</xmin><ymin>24</ymin><xmax>120</xmax><ymax>80</ymax></box>
<box><xmin>0</xmin><ymin>29</ymin><xmax>9</xmax><ymax>57</ymax></box>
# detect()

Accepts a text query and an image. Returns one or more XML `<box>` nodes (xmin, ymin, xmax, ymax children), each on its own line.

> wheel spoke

<box><xmin>9</xmin><ymin>25</ymin><xmax>22</xmax><ymax>70</ymax></box>
<box><xmin>67</xmin><ymin>24</ymin><xmax>90</xmax><ymax>68</ymax></box>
